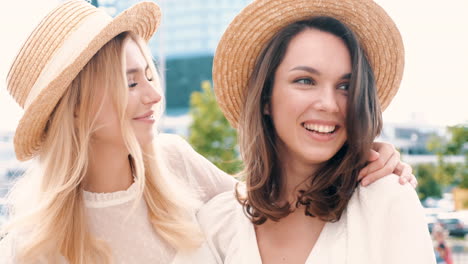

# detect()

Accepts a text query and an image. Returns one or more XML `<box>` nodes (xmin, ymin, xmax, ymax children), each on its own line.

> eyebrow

<box><xmin>341</xmin><ymin>73</ymin><xmax>351</xmax><ymax>79</ymax></box>
<box><xmin>290</xmin><ymin>66</ymin><xmax>321</xmax><ymax>75</ymax></box>
<box><xmin>290</xmin><ymin>66</ymin><xmax>351</xmax><ymax>79</ymax></box>
<box><xmin>126</xmin><ymin>64</ymin><xmax>149</xmax><ymax>75</ymax></box>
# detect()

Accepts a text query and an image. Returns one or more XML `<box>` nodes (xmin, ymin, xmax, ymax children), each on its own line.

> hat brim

<box><xmin>14</xmin><ymin>2</ymin><xmax>161</xmax><ymax>161</ymax></box>
<box><xmin>213</xmin><ymin>0</ymin><xmax>404</xmax><ymax>128</ymax></box>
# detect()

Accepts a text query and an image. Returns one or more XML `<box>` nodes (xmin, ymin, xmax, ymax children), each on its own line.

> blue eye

<box><xmin>337</xmin><ymin>83</ymin><xmax>349</xmax><ymax>91</ymax></box>
<box><xmin>295</xmin><ymin>78</ymin><xmax>315</xmax><ymax>85</ymax></box>
<box><xmin>128</xmin><ymin>82</ymin><xmax>137</xmax><ymax>88</ymax></box>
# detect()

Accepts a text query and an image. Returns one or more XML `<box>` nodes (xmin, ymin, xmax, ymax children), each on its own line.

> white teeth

<box><xmin>303</xmin><ymin>123</ymin><xmax>336</xmax><ymax>133</ymax></box>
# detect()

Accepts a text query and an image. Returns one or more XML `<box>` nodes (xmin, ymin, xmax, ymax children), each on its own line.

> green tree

<box><xmin>447</xmin><ymin>125</ymin><xmax>468</xmax><ymax>188</ymax></box>
<box><xmin>445</xmin><ymin>125</ymin><xmax>468</xmax><ymax>155</ymax></box>
<box><xmin>415</xmin><ymin>163</ymin><xmax>442</xmax><ymax>200</ymax></box>
<box><xmin>188</xmin><ymin>81</ymin><xmax>243</xmax><ymax>174</ymax></box>
<box><xmin>427</xmin><ymin>124</ymin><xmax>468</xmax><ymax>187</ymax></box>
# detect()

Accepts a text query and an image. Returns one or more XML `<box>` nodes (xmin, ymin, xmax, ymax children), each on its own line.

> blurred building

<box><xmin>154</xmin><ymin>0</ymin><xmax>252</xmax><ymax>58</ymax></box>
<box><xmin>94</xmin><ymin>0</ymin><xmax>252</xmax><ymax>108</ymax></box>
<box><xmin>379</xmin><ymin>122</ymin><xmax>445</xmax><ymax>155</ymax></box>
<box><xmin>97</xmin><ymin>0</ymin><xmax>250</xmax><ymax>57</ymax></box>
<box><xmin>378</xmin><ymin>122</ymin><xmax>466</xmax><ymax>165</ymax></box>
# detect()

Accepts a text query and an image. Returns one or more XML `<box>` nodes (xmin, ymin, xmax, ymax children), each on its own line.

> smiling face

<box><xmin>238</xmin><ymin>17</ymin><xmax>381</xmax><ymax>224</ymax></box>
<box><xmin>269</xmin><ymin>28</ymin><xmax>351</xmax><ymax>170</ymax></box>
<box><xmin>91</xmin><ymin>37</ymin><xmax>161</xmax><ymax>148</ymax></box>
<box><xmin>124</xmin><ymin>39</ymin><xmax>161</xmax><ymax>145</ymax></box>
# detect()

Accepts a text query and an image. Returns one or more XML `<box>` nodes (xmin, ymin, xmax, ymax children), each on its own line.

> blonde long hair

<box><xmin>3</xmin><ymin>32</ymin><xmax>202</xmax><ymax>263</ymax></box>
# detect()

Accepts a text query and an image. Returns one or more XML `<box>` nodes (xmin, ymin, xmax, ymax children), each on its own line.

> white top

<box><xmin>197</xmin><ymin>174</ymin><xmax>437</xmax><ymax>264</ymax></box>
<box><xmin>0</xmin><ymin>133</ymin><xmax>236</xmax><ymax>264</ymax></box>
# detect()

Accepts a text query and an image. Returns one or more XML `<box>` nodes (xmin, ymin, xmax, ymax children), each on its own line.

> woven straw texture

<box><xmin>213</xmin><ymin>0</ymin><xmax>404</xmax><ymax>128</ymax></box>
<box><xmin>6</xmin><ymin>0</ymin><xmax>161</xmax><ymax>161</ymax></box>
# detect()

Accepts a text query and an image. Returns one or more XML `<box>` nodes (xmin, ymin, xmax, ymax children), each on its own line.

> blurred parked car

<box><xmin>424</xmin><ymin>207</ymin><xmax>450</xmax><ymax>233</ymax></box>
<box><xmin>437</xmin><ymin>213</ymin><xmax>468</xmax><ymax>237</ymax></box>
<box><xmin>426</xmin><ymin>215</ymin><xmax>439</xmax><ymax>233</ymax></box>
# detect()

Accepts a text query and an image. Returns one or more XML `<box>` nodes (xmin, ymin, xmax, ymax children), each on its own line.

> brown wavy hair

<box><xmin>237</xmin><ymin>17</ymin><xmax>382</xmax><ymax>225</ymax></box>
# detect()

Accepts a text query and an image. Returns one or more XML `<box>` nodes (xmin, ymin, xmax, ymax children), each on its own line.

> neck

<box><xmin>84</xmin><ymin>141</ymin><xmax>134</xmax><ymax>193</ymax></box>
<box><xmin>277</xmin><ymin>143</ymin><xmax>319</xmax><ymax>204</ymax></box>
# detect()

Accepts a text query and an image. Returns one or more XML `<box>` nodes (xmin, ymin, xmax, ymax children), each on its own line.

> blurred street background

<box><xmin>0</xmin><ymin>0</ymin><xmax>467</xmax><ymax>263</ymax></box>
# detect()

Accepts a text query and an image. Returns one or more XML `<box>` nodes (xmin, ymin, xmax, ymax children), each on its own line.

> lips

<box><xmin>302</xmin><ymin>120</ymin><xmax>339</xmax><ymax>134</ymax></box>
<box><xmin>133</xmin><ymin>110</ymin><xmax>154</xmax><ymax>121</ymax></box>
<box><xmin>303</xmin><ymin>123</ymin><xmax>336</xmax><ymax>133</ymax></box>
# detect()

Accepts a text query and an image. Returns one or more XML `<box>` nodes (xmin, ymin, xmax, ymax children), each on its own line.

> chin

<box><xmin>305</xmin><ymin>154</ymin><xmax>334</xmax><ymax>165</ymax></box>
<box><xmin>136</xmin><ymin>134</ymin><xmax>154</xmax><ymax>146</ymax></box>
<box><xmin>303</xmin><ymin>147</ymin><xmax>342</xmax><ymax>164</ymax></box>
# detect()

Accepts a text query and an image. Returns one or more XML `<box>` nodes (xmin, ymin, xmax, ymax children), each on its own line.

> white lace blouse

<box><xmin>0</xmin><ymin>133</ymin><xmax>236</xmax><ymax>263</ymax></box>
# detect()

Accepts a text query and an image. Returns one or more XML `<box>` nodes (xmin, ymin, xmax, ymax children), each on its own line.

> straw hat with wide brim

<box><xmin>7</xmin><ymin>0</ymin><xmax>161</xmax><ymax>161</ymax></box>
<box><xmin>213</xmin><ymin>0</ymin><xmax>404</xmax><ymax>129</ymax></box>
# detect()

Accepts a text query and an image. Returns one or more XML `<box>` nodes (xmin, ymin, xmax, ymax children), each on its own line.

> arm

<box><xmin>158</xmin><ymin>134</ymin><xmax>237</xmax><ymax>203</ymax></box>
<box><xmin>359</xmin><ymin>141</ymin><xmax>417</xmax><ymax>187</ymax></box>
<box><xmin>196</xmin><ymin>191</ymin><xmax>240</xmax><ymax>263</ymax></box>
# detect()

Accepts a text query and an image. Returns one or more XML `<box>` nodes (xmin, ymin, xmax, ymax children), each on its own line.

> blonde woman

<box><xmin>0</xmin><ymin>1</ymin><xmax>229</xmax><ymax>263</ymax></box>
<box><xmin>0</xmin><ymin>1</ymin><xmax>416</xmax><ymax>263</ymax></box>
<box><xmin>198</xmin><ymin>0</ymin><xmax>435</xmax><ymax>263</ymax></box>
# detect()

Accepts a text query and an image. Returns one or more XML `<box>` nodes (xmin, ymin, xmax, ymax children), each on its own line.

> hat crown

<box><xmin>213</xmin><ymin>0</ymin><xmax>404</xmax><ymax>128</ymax></box>
<box><xmin>7</xmin><ymin>0</ymin><xmax>160</xmax><ymax>161</ymax></box>
<box><xmin>7</xmin><ymin>0</ymin><xmax>107</xmax><ymax>108</ymax></box>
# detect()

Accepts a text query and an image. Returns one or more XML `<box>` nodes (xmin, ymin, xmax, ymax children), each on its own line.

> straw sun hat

<box><xmin>213</xmin><ymin>0</ymin><xmax>405</xmax><ymax>128</ymax></box>
<box><xmin>7</xmin><ymin>0</ymin><xmax>161</xmax><ymax>161</ymax></box>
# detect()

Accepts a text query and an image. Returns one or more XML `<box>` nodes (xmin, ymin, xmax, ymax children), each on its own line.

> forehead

<box><xmin>279</xmin><ymin>28</ymin><xmax>351</xmax><ymax>75</ymax></box>
<box><xmin>124</xmin><ymin>39</ymin><xmax>147</xmax><ymax>69</ymax></box>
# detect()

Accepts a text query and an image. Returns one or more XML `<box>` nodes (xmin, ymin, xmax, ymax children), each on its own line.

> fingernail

<box><xmin>361</xmin><ymin>180</ymin><xmax>368</xmax><ymax>186</ymax></box>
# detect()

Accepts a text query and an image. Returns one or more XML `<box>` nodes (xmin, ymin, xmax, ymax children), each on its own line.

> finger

<box><xmin>366</xmin><ymin>143</ymin><xmax>395</xmax><ymax>175</ymax></box>
<box><xmin>361</xmin><ymin>152</ymin><xmax>399</xmax><ymax>186</ymax></box>
<box><xmin>358</xmin><ymin>149</ymin><xmax>380</xmax><ymax>180</ymax></box>
<box><xmin>358</xmin><ymin>156</ymin><xmax>384</xmax><ymax>181</ymax></box>
<box><xmin>397</xmin><ymin>162</ymin><xmax>413</xmax><ymax>185</ymax></box>
<box><xmin>371</xmin><ymin>141</ymin><xmax>396</xmax><ymax>159</ymax></box>
<box><xmin>410</xmin><ymin>175</ymin><xmax>418</xmax><ymax>188</ymax></box>
<box><xmin>358</xmin><ymin>165</ymin><xmax>369</xmax><ymax>181</ymax></box>
<box><xmin>358</xmin><ymin>153</ymin><xmax>391</xmax><ymax>180</ymax></box>
<box><xmin>394</xmin><ymin>161</ymin><xmax>404</xmax><ymax>176</ymax></box>
<box><xmin>367</xmin><ymin>149</ymin><xmax>380</xmax><ymax>162</ymax></box>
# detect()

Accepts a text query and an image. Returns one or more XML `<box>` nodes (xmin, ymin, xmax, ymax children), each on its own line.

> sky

<box><xmin>0</xmin><ymin>0</ymin><xmax>467</xmax><ymax>132</ymax></box>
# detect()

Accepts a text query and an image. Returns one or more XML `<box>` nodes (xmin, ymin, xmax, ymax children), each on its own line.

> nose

<box><xmin>313</xmin><ymin>85</ymin><xmax>340</xmax><ymax>113</ymax></box>
<box><xmin>142</xmin><ymin>81</ymin><xmax>162</xmax><ymax>105</ymax></box>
